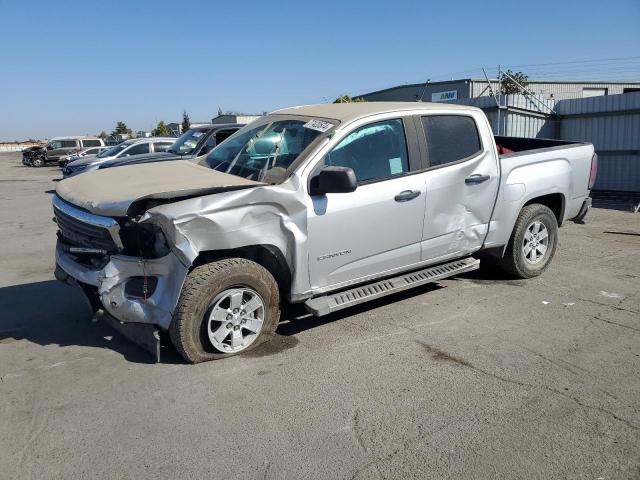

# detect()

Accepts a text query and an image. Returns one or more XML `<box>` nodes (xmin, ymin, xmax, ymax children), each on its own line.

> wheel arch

<box><xmin>484</xmin><ymin>192</ymin><xmax>566</xmax><ymax>259</ymax></box>
<box><xmin>191</xmin><ymin>244</ymin><xmax>292</xmax><ymax>301</ymax></box>
<box><xmin>523</xmin><ymin>192</ymin><xmax>565</xmax><ymax>226</ymax></box>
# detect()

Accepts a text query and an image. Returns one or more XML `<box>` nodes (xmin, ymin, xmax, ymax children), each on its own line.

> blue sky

<box><xmin>0</xmin><ymin>0</ymin><xmax>639</xmax><ymax>139</ymax></box>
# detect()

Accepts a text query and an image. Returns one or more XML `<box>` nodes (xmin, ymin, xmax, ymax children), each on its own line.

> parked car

<box><xmin>23</xmin><ymin>137</ymin><xmax>104</xmax><ymax>167</ymax></box>
<box><xmin>52</xmin><ymin>102</ymin><xmax>596</xmax><ymax>363</ymax></box>
<box><xmin>62</xmin><ymin>137</ymin><xmax>174</xmax><ymax>177</ymax></box>
<box><xmin>59</xmin><ymin>146</ymin><xmax>111</xmax><ymax>168</ymax></box>
<box><xmin>95</xmin><ymin>124</ymin><xmax>243</xmax><ymax>171</ymax></box>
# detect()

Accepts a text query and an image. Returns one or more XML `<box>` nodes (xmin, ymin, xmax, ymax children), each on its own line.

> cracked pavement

<box><xmin>1</xmin><ymin>152</ymin><xmax>639</xmax><ymax>479</ymax></box>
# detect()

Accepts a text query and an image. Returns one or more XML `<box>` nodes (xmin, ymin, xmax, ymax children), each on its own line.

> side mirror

<box><xmin>46</xmin><ymin>145</ymin><xmax>53</xmax><ymax>150</ymax></box>
<box><xmin>310</xmin><ymin>166</ymin><xmax>357</xmax><ymax>195</ymax></box>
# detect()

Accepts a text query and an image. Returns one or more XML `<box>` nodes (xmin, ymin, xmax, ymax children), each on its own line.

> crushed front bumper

<box><xmin>55</xmin><ymin>241</ymin><xmax>188</xmax><ymax>329</ymax></box>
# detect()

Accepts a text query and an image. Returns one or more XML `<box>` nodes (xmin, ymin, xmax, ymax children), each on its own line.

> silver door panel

<box><xmin>308</xmin><ymin>174</ymin><xmax>426</xmax><ymax>290</ymax></box>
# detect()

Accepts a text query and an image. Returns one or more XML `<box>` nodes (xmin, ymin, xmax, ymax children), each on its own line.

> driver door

<box><xmin>307</xmin><ymin>118</ymin><xmax>426</xmax><ymax>290</ymax></box>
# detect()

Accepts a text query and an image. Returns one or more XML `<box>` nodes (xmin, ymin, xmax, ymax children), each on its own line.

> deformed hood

<box><xmin>56</xmin><ymin>160</ymin><xmax>262</xmax><ymax>217</ymax></box>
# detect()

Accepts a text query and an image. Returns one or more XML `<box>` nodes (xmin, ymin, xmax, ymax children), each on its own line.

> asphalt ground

<box><xmin>1</xmin><ymin>152</ymin><xmax>639</xmax><ymax>479</ymax></box>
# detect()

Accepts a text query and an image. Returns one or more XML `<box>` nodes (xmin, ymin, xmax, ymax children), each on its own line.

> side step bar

<box><xmin>304</xmin><ymin>257</ymin><xmax>479</xmax><ymax>316</ymax></box>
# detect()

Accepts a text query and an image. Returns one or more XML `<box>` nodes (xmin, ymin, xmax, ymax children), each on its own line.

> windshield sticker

<box><xmin>192</xmin><ymin>132</ymin><xmax>204</xmax><ymax>138</ymax></box>
<box><xmin>303</xmin><ymin>119</ymin><xmax>333</xmax><ymax>133</ymax></box>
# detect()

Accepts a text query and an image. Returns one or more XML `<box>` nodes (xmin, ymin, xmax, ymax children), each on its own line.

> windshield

<box><xmin>168</xmin><ymin>129</ymin><xmax>207</xmax><ymax>155</ymax></box>
<box><xmin>97</xmin><ymin>144</ymin><xmax>126</xmax><ymax>158</ymax></box>
<box><xmin>206</xmin><ymin>118</ymin><xmax>330</xmax><ymax>183</ymax></box>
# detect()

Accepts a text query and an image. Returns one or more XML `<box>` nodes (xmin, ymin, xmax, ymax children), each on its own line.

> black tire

<box><xmin>169</xmin><ymin>258</ymin><xmax>280</xmax><ymax>363</ymax></box>
<box><xmin>32</xmin><ymin>156</ymin><xmax>45</xmax><ymax>167</ymax></box>
<box><xmin>497</xmin><ymin>204</ymin><xmax>558</xmax><ymax>279</ymax></box>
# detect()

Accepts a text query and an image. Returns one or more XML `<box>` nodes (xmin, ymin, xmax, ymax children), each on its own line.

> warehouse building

<box><xmin>211</xmin><ymin>113</ymin><xmax>262</xmax><ymax>125</ymax></box>
<box><xmin>358</xmin><ymin>79</ymin><xmax>640</xmax><ymax>102</ymax></box>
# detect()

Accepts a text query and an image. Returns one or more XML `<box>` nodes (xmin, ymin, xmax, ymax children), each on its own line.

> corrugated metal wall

<box><xmin>447</xmin><ymin>92</ymin><xmax>640</xmax><ymax>191</ymax></box>
<box><xmin>361</xmin><ymin>81</ymin><xmax>473</xmax><ymax>102</ymax></box>
<box><xmin>471</xmin><ymin>80</ymin><xmax>640</xmax><ymax>100</ymax></box>
<box><xmin>452</xmin><ymin>95</ymin><xmax>556</xmax><ymax>138</ymax></box>
<box><xmin>555</xmin><ymin>93</ymin><xmax>640</xmax><ymax>191</ymax></box>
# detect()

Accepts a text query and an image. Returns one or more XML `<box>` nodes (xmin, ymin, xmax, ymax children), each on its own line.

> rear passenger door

<box><xmin>307</xmin><ymin>117</ymin><xmax>426</xmax><ymax>290</ymax></box>
<box><xmin>417</xmin><ymin>114</ymin><xmax>499</xmax><ymax>262</ymax></box>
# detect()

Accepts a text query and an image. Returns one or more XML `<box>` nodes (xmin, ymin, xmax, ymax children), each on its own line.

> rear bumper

<box><xmin>55</xmin><ymin>241</ymin><xmax>188</xmax><ymax>329</ymax></box>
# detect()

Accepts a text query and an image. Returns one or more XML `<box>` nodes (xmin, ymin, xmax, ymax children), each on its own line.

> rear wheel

<box><xmin>497</xmin><ymin>204</ymin><xmax>558</xmax><ymax>278</ymax></box>
<box><xmin>169</xmin><ymin>258</ymin><xmax>280</xmax><ymax>363</ymax></box>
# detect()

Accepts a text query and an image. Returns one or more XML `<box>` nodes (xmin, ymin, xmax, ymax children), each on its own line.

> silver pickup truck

<box><xmin>52</xmin><ymin>102</ymin><xmax>596</xmax><ymax>363</ymax></box>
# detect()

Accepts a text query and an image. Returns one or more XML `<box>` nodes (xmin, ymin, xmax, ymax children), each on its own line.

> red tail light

<box><xmin>588</xmin><ymin>153</ymin><xmax>598</xmax><ymax>190</ymax></box>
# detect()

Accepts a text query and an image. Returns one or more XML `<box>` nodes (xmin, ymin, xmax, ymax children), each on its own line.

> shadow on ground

<box><xmin>0</xmin><ymin>280</ymin><xmax>182</xmax><ymax>364</ymax></box>
<box><xmin>591</xmin><ymin>191</ymin><xmax>640</xmax><ymax>212</ymax></box>
<box><xmin>0</xmin><ymin>266</ymin><xmax>518</xmax><ymax>364</ymax></box>
<box><xmin>277</xmin><ymin>282</ymin><xmax>445</xmax><ymax>337</ymax></box>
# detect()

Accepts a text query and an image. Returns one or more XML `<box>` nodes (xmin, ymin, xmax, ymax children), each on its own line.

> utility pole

<box><xmin>497</xmin><ymin>65</ymin><xmax>502</xmax><ymax>136</ymax></box>
<box><xmin>482</xmin><ymin>68</ymin><xmax>500</xmax><ymax>135</ymax></box>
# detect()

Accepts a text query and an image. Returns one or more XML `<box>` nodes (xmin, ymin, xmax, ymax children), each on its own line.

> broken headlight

<box><xmin>119</xmin><ymin>223</ymin><xmax>171</xmax><ymax>258</ymax></box>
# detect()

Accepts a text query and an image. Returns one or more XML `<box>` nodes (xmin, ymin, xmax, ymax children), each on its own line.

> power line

<box><xmin>503</xmin><ymin>55</ymin><xmax>640</xmax><ymax>69</ymax></box>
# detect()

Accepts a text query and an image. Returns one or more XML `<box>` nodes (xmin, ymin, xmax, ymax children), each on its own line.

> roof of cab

<box><xmin>273</xmin><ymin>101</ymin><xmax>478</xmax><ymax>123</ymax></box>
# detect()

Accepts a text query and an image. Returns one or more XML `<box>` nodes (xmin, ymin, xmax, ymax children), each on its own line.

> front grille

<box><xmin>54</xmin><ymin>205</ymin><xmax>118</xmax><ymax>251</ymax></box>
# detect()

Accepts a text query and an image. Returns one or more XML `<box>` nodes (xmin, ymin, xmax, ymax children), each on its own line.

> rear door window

<box><xmin>420</xmin><ymin>115</ymin><xmax>481</xmax><ymax>167</ymax></box>
<box><xmin>61</xmin><ymin>140</ymin><xmax>78</xmax><ymax>148</ymax></box>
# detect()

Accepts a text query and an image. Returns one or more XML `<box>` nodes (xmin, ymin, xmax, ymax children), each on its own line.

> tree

<box><xmin>152</xmin><ymin>120</ymin><xmax>171</xmax><ymax>137</ymax></box>
<box><xmin>333</xmin><ymin>95</ymin><xmax>367</xmax><ymax>104</ymax></box>
<box><xmin>217</xmin><ymin>107</ymin><xmax>223</xmax><ymax>116</ymax></box>
<box><xmin>111</xmin><ymin>121</ymin><xmax>133</xmax><ymax>137</ymax></box>
<box><xmin>97</xmin><ymin>131</ymin><xmax>108</xmax><ymax>140</ymax></box>
<box><xmin>181</xmin><ymin>110</ymin><xmax>191</xmax><ymax>133</ymax></box>
<box><xmin>500</xmin><ymin>70</ymin><xmax>529</xmax><ymax>95</ymax></box>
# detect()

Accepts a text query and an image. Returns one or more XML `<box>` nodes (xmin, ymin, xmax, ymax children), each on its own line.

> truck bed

<box><xmin>482</xmin><ymin>135</ymin><xmax>595</xmax><ymax>250</ymax></box>
<box><xmin>494</xmin><ymin>135</ymin><xmax>585</xmax><ymax>157</ymax></box>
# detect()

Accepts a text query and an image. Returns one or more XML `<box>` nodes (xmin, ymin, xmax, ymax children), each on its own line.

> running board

<box><xmin>304</xmin><ymin>257</ymin><xmax>479</xmax><ymax>316</ymax></box>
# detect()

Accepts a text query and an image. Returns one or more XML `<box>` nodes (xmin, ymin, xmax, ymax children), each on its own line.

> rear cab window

<box><xmin>420</xmin><ymin>115</ymin><xmax>482</xmax><ymax>167</ymax></box>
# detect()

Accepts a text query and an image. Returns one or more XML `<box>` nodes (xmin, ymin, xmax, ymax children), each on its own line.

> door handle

<box><xmin>465</xmin><ymin>174</ymin><xmax>491</xmax><ymax>185</ymax></box>
<box><xmin>394</xmin><ymin>190</ymin><xmax>421</xmax><ymax>202</ymax></box>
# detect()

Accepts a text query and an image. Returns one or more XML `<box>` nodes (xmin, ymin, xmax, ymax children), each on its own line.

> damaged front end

<box><xmin>53</xmin><ymin>195</ymin><xmax>189</xmax><ymax>330</ymax></box>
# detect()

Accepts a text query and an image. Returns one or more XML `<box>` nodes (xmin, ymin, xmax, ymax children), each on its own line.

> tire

<box><xmin>497</xmin><ymin>204</ymin><xmax>558</xmax><ymax>279</ymax></box>
<box><xmin>32</xmin><ymin>156</ymin><xmax>45</xmax><ymax>167</ymax></box>
<box><xmin>169</xmin><ymin>258</ymin><xmax>280</xmax><ymax>363</ymax></box>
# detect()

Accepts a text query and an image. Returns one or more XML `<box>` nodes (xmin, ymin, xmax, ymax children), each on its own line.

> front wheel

<box><xmin>32</xmin><ymin>156</ymin><xmax>45</xmax><ymax>167</ymax></box>
<box><xmin>169</xmin><ymin>258</ymin><xmax>281</xmax><ymax>363</ymax></box>
<box><xmin>497</xmin><ymin>204</ymin><xmax>558</xmax><ymax>279</ymax></box>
